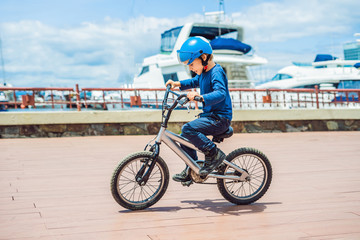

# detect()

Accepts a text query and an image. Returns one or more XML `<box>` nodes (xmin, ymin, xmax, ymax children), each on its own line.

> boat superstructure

<box><xmin>133</xmin><ymin>22</ymin><xmax>267</xmax><ymax>89</ymax></box>
<box><xmin>256</xmin><ymin>54</ymin><xmax>360</xmax><ymax>90</ymax></box>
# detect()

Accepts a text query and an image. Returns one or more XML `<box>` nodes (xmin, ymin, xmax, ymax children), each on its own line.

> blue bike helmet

<box><xmin>177</xmin><ymin>36</ymin><xmax>213</xmax><ymax>65</ymax></box>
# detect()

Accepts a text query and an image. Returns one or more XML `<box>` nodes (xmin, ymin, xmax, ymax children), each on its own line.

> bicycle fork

<box><xmin>136</xmin><ymin>142</ymin><xmax>161</xmax><ymax>186</ymax></box>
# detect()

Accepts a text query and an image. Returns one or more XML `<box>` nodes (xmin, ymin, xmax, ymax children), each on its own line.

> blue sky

<box><xmin>0</xmin><ymin>0</ymin><xmax>359</xmax><ymax>87</ymax></box>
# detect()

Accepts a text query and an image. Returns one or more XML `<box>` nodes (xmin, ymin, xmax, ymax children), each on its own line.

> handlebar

<box><xmin>162</xmin><ymin>85</ymin><xmax>202</xmax><ymax>127</ymax></box>
<box><xmin>164</xmin><ymin>84</ymin><xmax>202</xmax><ymax>109</ymax></box>
<box><xmin>163</xmin><ymin>88</ymin><xmax>202</xmax><ymax>112</ymax></box>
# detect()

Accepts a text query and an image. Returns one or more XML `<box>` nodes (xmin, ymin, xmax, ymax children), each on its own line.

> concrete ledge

<box><xmin>1</xmin><ymin>109</ymin><xmax>360</xmax><ymax>126</ymax></box>
<box><xmin>234</xmin><ymin>109</ymin><xmax>360</xmax><ymax>121</ymax></box>
<box><xmin>1</xmin><ymin>109</ymin><xmax>359</xmax><ymax>138</ymax></box>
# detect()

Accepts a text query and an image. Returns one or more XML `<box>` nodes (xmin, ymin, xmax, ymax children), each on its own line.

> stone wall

<box><xmin>1</xmin><ymin>109</ymin><xmax>359</xmax><ymax>138</ymax></box>
<box><xmin>1</xmin><ymin>120</ymin><xmax>359</xmax><ymax>138</ymax></box>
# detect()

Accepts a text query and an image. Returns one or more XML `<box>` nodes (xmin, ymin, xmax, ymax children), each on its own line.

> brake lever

<box><xmin>177</xmin><ymin>97</ymin><xmax>191</xmax><ymax>113</ymax></box>
<box><xmin>194</xmin><ymin>96</ymin><xmax>204</xmax><ymax>102</ymax></box>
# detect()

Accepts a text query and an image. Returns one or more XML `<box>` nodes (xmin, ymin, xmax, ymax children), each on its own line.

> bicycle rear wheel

<box><xmin>217</xmin><ymin>148</ymin><xmax>272</xmax><ymax>205</ymax></box>
<box><xmin>111</xmin><ymin>151</ymin><xmax>169</xmax><ymax>210</ymax></box>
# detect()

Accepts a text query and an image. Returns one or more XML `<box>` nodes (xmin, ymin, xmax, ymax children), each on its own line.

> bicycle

<box><xmin>111</xmin><ymin>85</ymin><xmax>272</xmax><ymax>210</ymax></box>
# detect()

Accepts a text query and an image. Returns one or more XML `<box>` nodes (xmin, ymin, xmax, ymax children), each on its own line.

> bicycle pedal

<box><xmin>181</xmin><ymin>180</ymin><xmax>193</xmax><ymax>187</ymax></box>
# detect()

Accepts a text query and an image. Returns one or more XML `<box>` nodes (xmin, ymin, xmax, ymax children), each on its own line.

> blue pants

<box><xmin>180</xmin><ymin>114</ymin><xmax>231</xmax><ymax>160</ymax></box>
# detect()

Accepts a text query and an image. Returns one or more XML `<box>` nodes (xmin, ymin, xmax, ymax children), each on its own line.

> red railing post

<box><xmin>102</xmin><ymin>90</ymin><xmax>106</xmax><ymax>110</ymax></box>
<box><xmin>68</xmin><ymin>90</ymin><xmax>72</xmax><ymax>109</ymax></box>
<box><xmin>13</xmin><ymin>90</ymin><xmax>17</xmax><ymax>109</ymax></box>
<box><xmin>283</xmin><ymin>90</ymin><xmax>286</xmax><ymax>108</ymax></box>
<box><xmin>120</xmin><ymin>90</ymin><xmax>124</xmax><ymax>109</ymax></box>
<box><xmin>32</xmin><ymin>90</ymin><xmax>36</xmax><ymax>108</ymax></box>
<box><xmin>253</xmin><ymin>91</ymin><xmax>257</xmax><ymax>108</ymax></box>
<box><xmin>50</xmin><ymin>90</ymin><xmax>54</xmax><ymax>109</ymax></box>
<box><xmin>76</xmin><ymin>84</ymin><xmax>81</xmax><ymax>111</ymax></box>
<box><xmin>315</xmin><ymin>85</ymin><xmax>320</xmax><ymax>109</ymax></box>
<box><xmin>239</xmin><ymin>91</ymin><xmax>242</xmax><ymax>108</ymax></box>
<box><xmin>155</xmin><ymin>90</ymin><xmax>158</xmax><ymax>109</ymax></box>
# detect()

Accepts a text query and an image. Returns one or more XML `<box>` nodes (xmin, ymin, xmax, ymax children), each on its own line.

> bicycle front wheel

<box><xmin>111</xmin><ymin>151</ymin><xmax>169</xmax><ymax>210</ymax></box>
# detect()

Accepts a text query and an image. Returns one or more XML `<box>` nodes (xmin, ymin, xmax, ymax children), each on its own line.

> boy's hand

<box><xmin>187</xmin><ymin>91</ymin><xmax>203</xmax><ymax>102</ymax></box>
<box><xmin>165</xmin><ymin>80</ymin><xmax>180</xmax><ymax>90</ymax></box>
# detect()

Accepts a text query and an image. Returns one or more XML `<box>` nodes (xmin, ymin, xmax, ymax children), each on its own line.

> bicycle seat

<box><xmin>212</xmin><ymin>126</ymin><xmax>233</xmax><ymax>143</ymax></box>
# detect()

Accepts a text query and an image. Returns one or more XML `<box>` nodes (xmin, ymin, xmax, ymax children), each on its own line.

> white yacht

<box><xmin>256</xmin><ymin>54</ymin><xmax>360</xmax><ymax>90</ymax></box>
<box><xmin>132</xmin><ymin>22</ymin><xmax>267</xmax><ymax>89</ymax></box>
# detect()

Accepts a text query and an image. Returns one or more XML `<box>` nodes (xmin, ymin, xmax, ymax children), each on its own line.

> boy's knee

<box><xmin>181</xmin><ymin>123</ymin><xmax>194</xmax><ymax>136</ymax></box>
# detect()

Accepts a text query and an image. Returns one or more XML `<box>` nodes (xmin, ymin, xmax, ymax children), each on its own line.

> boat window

<box><xmin>294</xmin><ymin>84</ymin><xmax>318</xmax><ymax>89</ymax></box>
<box><xmin>0</xmin><ymin>91</ymin><xmax>6</xmax><ymax>99</ymax></box>
<box><xmin>338</xmin><ymin>80</ymin><xmax>360</xmax><ymax>89</ymax></box>
<box><xmin>337</xmin><ymin>80</ymin><xmax>360</xmax><ymax>99</ymax></box>
<box><xmin>220</xmin><ymin>31</ymin><xmax>238</xmax><ymax>39</ymax></box>
<box><xmin>163</xmin><ymin>73</ymin><xmax>179</xmax><ymax>84</ymax></box>
<box><xmin>161</xmin><ymin>27</ymin><xmax>182</xmax><ymax>53</ymax></box>
<box><xmin>189</xmin><ymin>26</ymin><xmax>238</xmax><ymax>41</ymax></box>
<box><xmin>271</xmin><ymin>74</ymin><xmax>293</xmax><ymax>81</ymax></box>
<box><xmin>139</xmin><ymin>66</ymin><xmax>149</xmax><ymax>76</ymax></box>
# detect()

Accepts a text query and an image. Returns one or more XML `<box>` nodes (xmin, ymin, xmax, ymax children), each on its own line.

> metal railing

<box><xmin>230</xmin><ymin>86</ymin><xmax>360</xmax><ymax>109</ymax></box>
<box><xmin>1</xmin><ymin>85</ymin><xmax>359</xmax><ymax>111</ymax></box>
<box><xmin>0</xmin><ymin>87</ymin><xmax>75</xmax><ymax>110</ymax></box>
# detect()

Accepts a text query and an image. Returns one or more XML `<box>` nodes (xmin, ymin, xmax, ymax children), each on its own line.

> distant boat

<box><xmin>132</xmin><ymin>21</ymin><xmax>267</xmax><ymax>89</ymax></box>
<box><xmin>256</xmin><ymin>54</ymin><xmax>360</xmax><ymax>90</ymax></box>
<box><xmin>0</xmin><ymin>90</ymin><xmax>8</xmax><ymax>111</ymax></box>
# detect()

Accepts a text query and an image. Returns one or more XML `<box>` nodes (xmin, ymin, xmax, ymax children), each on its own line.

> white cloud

<box><xmin>1</xmin><ymin>17</ymin><xmax>180</xmax><ymax>87</ymax></box>
<box><xmin>0</xmin><ymin>0</ymin><xmax>359</xmax><ymax>87</ymax></box>
<box><xmin>231</xmin><ymin>0</ymin><xmax>358</xmax><ymax>43</ymax></box>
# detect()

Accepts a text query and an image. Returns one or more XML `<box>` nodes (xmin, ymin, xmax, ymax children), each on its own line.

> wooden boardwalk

<box><xmin>1</xmin><ymin>132</ymin><xmax>360</xmax><ymax>240</ymax></box>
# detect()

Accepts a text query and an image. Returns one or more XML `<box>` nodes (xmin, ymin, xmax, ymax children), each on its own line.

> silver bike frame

<box><xmin>155</xmin><ymin>126</ymin><xmax>249</xmax><ymax>181</ymax></box>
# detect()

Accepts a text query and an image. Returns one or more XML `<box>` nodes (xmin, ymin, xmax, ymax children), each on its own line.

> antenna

<box><xmin>204</xmin><ymin>0</ymin><xmax>225</xmax><ymax>24</ymax></box>
<box><xmin>219</xmin><ymin>0</ymin><xmax>225</xmax><ymax>14</ymax></box>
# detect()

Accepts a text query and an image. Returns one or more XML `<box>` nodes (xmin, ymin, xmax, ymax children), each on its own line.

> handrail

<box><xmin>0</xmin><ymin>85</ymin><xmax>359</xmax><ymax>111</ymax></box>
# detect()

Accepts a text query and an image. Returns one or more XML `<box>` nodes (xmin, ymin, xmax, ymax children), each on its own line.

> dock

<box><xmin>1</xmin><ymin>132</ymin><xmax>360</xmax><ymax>239</ymax></box>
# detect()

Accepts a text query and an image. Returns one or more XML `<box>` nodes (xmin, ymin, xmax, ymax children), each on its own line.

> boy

<box><xmin>166</xmin><ymin>36</ymin><xmax>232</xmax><ymax>182</ymax></box>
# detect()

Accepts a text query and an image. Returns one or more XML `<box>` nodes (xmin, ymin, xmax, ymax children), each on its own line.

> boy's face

<box><xmin>187</xmin><ymin>58</ymin><xmax>204</xmax><ymax>75</ymax></box>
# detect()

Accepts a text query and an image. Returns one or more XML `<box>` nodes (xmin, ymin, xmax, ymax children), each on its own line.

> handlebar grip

<box><xmin>194</xmin><ymin>96</ymin><xmax>203</xmax><ymax>102</ymax></box>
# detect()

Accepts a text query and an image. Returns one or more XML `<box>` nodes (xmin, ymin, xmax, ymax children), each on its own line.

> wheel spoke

<box><xmin>114</xmin><ymin>155</ymin><xmax>167</xmax><ymax>207</ymax></box>
<box><xmin>222</xmin><ymin>152</ymin><xmax>269</xmax><ymax>200</ymax></box>
<box><xmin>119</xmin><ymin>174</ymin><xmax>135</xmax><ymax>182</ymax></box>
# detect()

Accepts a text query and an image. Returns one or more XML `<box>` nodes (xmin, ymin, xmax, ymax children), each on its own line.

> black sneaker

<box><xmin>172</xmin><ymin>167</ymin><xmax>191</xmax><ymax>182</ymax></box>
<box><xmin>199</xmin><ymin>149</ymin><xmax>226</xmax><ymax>177</ymax></box>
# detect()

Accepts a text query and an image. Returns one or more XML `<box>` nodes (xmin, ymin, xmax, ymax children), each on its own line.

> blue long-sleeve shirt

<box><xmin>180</xmin><ymin>64</ymin><xmax>232</xmax><ymax>121</ymax></box>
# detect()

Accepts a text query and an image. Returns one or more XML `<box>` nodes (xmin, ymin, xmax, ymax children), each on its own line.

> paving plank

<box><xmin>0</xmin><ymin>132</ymin><xmax>359</xmax><ymax>240</ymax></box>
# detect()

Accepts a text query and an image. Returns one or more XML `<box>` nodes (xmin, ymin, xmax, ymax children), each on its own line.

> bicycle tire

<box><xmin>111</xmin><ymin>151</ymin><xmax>169</xmax><ymax>210</ymax></box>
<box><xmin>217</xmin><ymin>148</ymin><xmax>272</xmax><ymax>205</ymax></box>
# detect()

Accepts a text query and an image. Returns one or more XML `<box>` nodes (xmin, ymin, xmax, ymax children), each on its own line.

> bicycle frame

<box><xmin>155</xmin><ymin>126</ymin><xmax>249</xmax><ymax>181</ymax></box>
<box><xmin>156</xmin><ymin>126</ymin><xmax>201</xmax><ymax>174</ymax></box>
